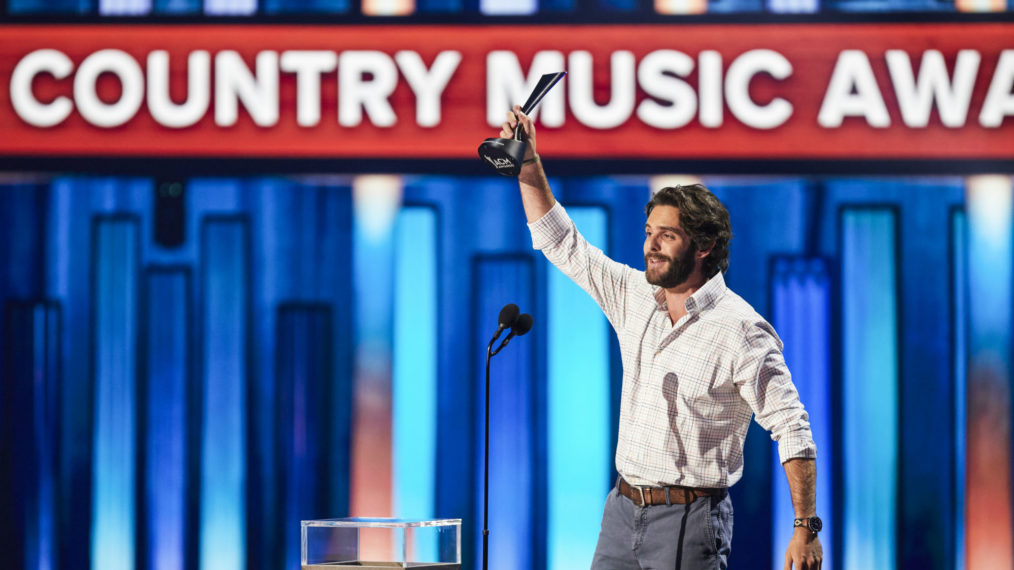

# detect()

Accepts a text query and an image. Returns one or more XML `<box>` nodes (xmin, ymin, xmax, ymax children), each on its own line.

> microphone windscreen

<box><xmin>498</xmin><ymin>303</ymin><xmax>521</xmax><ymax>328</ymax></box>
<box><xmin>512</xmin><ymin>313</ymin><xmax>534</xmax><ymax>336</ymax></box>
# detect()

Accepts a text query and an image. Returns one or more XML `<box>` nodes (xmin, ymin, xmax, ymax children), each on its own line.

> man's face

<box><xmin>644</xmin><ymin>205</ymin><xmax>697</xmax><ymax>289</ymax></box>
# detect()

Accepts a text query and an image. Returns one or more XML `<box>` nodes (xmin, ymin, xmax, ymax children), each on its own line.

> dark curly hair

<box><xmin>644</xmin><ymin>184</ymin><xmax>732</xmax><ymax>278</ymax></box>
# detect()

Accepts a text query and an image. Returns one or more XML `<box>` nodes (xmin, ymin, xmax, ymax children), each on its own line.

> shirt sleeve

<box><xmin>528</xmin><ymin>201</ymin><xmax>638</xmax><ymax>331</ymax></box>
<box><xmin>733</xmin><ymin>320</ymin><xmax>818</xmax><ymax>464</ymax></box>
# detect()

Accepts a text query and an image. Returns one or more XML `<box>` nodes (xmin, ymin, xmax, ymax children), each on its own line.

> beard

<box><xmin>645</xmin><ymin>245</ymin><xmax>696</xmax><ymax>288</ymax></box>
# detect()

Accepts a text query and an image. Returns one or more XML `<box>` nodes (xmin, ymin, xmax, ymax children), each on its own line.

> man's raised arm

<box><xmin>500</xmin><ymin>105</ymin><xmax>556</xmax><ymax>223</ymax></box>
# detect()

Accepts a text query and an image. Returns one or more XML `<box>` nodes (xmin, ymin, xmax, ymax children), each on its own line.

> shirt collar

<box><xmin>652</xmin><ymin>271</ymin><xmax>727</xmax><ymax>315</ymax></box>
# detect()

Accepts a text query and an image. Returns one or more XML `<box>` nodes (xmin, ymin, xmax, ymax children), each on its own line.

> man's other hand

<box><xmin>784</xmin><ymin>527</ymin><xmax>822</xmax><ymax>570</ymax></box>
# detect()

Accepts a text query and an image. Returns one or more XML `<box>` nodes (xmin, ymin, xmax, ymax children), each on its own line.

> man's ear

<box><xmin>696</xmin><ymin>240</ymin><xmax>715</xmax><ymax>262</ymax></box>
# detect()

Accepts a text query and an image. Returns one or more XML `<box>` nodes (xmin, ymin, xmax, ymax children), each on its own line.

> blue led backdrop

<box><xmin>2</xmin><ymin>173</ymin><xmax>1010</xmax><ymax>570</ymax></box>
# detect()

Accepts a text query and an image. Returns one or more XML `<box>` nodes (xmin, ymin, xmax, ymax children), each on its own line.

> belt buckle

<box><xmin>634</xmin><ymin>486</ymin><xmax>647</xmax><ymax>507</ymax></box>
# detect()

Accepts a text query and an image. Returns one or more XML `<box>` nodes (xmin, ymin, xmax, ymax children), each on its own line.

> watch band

<box><xmin>793</xmin><ymin>516</ymin><xmax>822</xmax><ymax>534</ymax></box>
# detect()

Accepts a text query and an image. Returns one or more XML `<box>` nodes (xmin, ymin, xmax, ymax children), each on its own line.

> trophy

<box><xmin>477</xmin><ymin>71</ymin><xmax>566</xmax><ymax>177</ymax></box>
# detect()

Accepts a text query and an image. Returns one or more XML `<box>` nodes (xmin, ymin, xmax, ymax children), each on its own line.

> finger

<box><xmin>783</xmin><ymin>555</ymin><xmax>792</xmax><ymax>570</ymax></box>
<box><xmin>515</xmin><ymin>108</ymin><xmax>530</xmax><ymax>127</ymax></box>
<box><xmin>512</xmin><ymin>105</ymin><xmax>529</xmax><ymax>124</ymax></box>
<box><xmin>504</xmin><ymin>113</ymin><xmax>522</xmax><ymax>138</ymax></box>
<box><xmin>500</xmin><ymin>116</ymin><xmax>516</xmax><ymax>137</ymax></box>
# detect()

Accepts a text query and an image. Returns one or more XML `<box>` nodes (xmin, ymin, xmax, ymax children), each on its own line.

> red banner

<box><xmin>0</xmin><ymin>23</ymin><xmax>1012</xmax><ymax>159</ymax></box>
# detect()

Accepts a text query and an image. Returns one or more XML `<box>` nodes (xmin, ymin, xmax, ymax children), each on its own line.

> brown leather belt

<box><xmin>617</xmin><ymin>477</ymin><xmax>723</xmax><ymax>507</ymax></box>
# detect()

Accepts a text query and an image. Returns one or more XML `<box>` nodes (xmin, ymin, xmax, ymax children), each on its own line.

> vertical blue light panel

<box><xmin>262</xmin><ymin>0</ymin><xmax>350</xmax><ymax>12</ymax></box>
<box><xmin>154</xmin><ymin>0</ymin><xmax>201</xmax><ymax>12</ymax></box>
<box><xmin>204</xmin><ymin>0</ymin><xmax>256</xmax><ymax>14</ymax></box>
<box><xmin>5</xmin><ymin>302</ymin><xmax>61</xmax><ymax>570</ymax></box>
<box><xmin>200</xmin><ymin>218</ymin><xmax>249</xmax><ymax>570</ymax></box>
<box><xmin>705</xmin><ymin>0</ymin><xmax>763</xmax><ymax>12</ymax></box>
<box><xmin>475</xmin><ymin>256</ymin><xmax>535</xmax><ymax>570</ymax></box>
<box><xmin>144</xmin><ymin>269</ymin><xmax>190</xmax><ymax>570</ymax></box>
<box><xmin>771</xmin><ymin>258</ymin><xmax>834</xmax><ymax>570</ymax></box>
<box><xmin>8</xmin><ymin>0</ymin><xmax>91</xmax><ymax>13</ymax></box>
<box><xmin>952</xmin><ymin>210</ymin><xmax>967</xmax><ymax>570</ymax></box>
<box><xmin>539</xmin><ymin>0</ymin><xmax>575</xmax><ymax>9</ymax></box>
<box><xmin>841</xmin><ymin>209</ymin><xmax>898</xmax><ymax>570</ymax></box>
<box><xmin>393</xmin><ymin>207</ymin><xmax>438</xmax><ymax>534</ymax></box>
<box><xmin>598</xmin><ymin>0</ymin><xmax>637</xmax><ymax>9</ymax></box>
<box><xmin>92</xmin><ymin>217</ymin><xmax>140</xmax><ymax>570</ymax></box>
<box><xmin>547</xmin><ymin>207</ymin><xmax>610</xmax><ymax>570</ymax></box>
<box><xmin>767</xmin><ymin>0</ymin><xmax>818</xmax><ymax>12</ymax></box>
<box><xmin>417</xmin><ymin>0</ymin><xmax>461</xmax><ymax>11</ymax></box>
<box><xmin>277</xmin><ymin>306</ymin><xmax>332</xmax><ymax>570</ymax></box>
<box><xmin>32</xmin><ymin>305</ymin><xmax>60</xmax><ymax>570</ymax></box>
<box><xmin>99</xmin><ymin>0</ymin><xmax>151</xmax><ymax>14</ymax></box>
<box><xmin>479</xmin><ymin>0</ymin><xmax>535</xmax><ymax>14</ymax></box>
<box><xmin>46</xmin><ymin>177</ymin><xmax>94</xmax><ymax>568</ymax></box>
<box><xmin>830</xmin><ymin>0</ymin><xmax>947</xmax><ymax>12</ymax></box>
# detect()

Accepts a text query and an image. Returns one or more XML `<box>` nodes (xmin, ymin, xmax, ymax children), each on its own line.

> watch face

<box><xmin>807</xmin><ymin>517</ymin><xmax>823</xmax><ymax>533</ymax></box>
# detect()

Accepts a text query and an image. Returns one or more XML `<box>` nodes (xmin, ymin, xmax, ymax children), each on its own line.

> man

<box><xmin>499</xmin><ymin>106</ymin><xmax>823</xmax><ymax>570</ymax></box>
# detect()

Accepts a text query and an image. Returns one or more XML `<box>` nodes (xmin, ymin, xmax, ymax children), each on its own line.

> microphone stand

<box><xmin>481</xmin><ymin>311</ymin><xmax>530</xmax><ymax>570</ymax></box>
<box><xmin>482</xmin><ymin>336</ymin><xmax>495</xmax><ymax>570</ymax></box>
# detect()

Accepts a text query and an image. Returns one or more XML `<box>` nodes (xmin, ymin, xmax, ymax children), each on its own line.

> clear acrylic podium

<box><xmin>301</xmin><ymin>517</ymin><xmax>461</xmax><ymax>569</ymax></box>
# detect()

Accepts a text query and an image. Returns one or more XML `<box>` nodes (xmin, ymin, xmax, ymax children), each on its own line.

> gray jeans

<box><xmin>590</xmin><ymin>485</ymin><xmax>733</xmax><ymax>570</ymax></box>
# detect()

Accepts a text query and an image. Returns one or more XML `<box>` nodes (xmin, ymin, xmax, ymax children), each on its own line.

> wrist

<box><xmin>522</xmin><ymin>154</ymin><xmax>540</xmax><ymax>166</ymax></box>
<box><xmin>792</xmin><ymin>526</ymin><xmax>820</xmax><ymax>544</ymax></box>
<box><xmin>793</xmin><ymin>515</ymin><xmax>822</xmax><ymax>536</ymax></box>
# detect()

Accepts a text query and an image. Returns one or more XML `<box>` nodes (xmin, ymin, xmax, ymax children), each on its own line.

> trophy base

<box><xmin>477</xmin><ymin>137</ymin><xmax>527</xmax><ymax>177</ymax></box>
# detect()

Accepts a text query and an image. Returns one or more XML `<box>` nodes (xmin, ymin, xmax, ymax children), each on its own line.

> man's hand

<box><xmin>784</xmin><ymin>527</ymin><xmax>822</xmax><ymax>570</ymax></box>
<box><xmin>499</xmin><ymin>105</ymin><xmax>537</xmax><ymax>161</ymax></box>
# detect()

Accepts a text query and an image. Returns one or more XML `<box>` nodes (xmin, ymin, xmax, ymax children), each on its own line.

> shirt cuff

<box><xmin>777</xmin><ymin>437</ymin><xmax>818</xmax><ymax>465</ymax></box>
<box><xmin>527</xmin><ymin>201</ymin><xmax>570</xmax><ymax>251</ymax></box>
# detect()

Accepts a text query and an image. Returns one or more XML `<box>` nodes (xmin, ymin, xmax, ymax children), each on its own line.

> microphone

<box><xmin>490</xmin><ymin>313</ymin><xmax>534</xmax><ymax>356</ymax></box>
<box><xmin>490</xmin><ymin>303</ymin><xmax>520</xmax><ymax>344</ymax></box>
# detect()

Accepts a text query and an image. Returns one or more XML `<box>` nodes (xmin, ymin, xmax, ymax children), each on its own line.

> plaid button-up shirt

<box><xmin>530</xmin><ymin>202</ymin><xmax>816</xmax><ymax>489</ymax></box>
